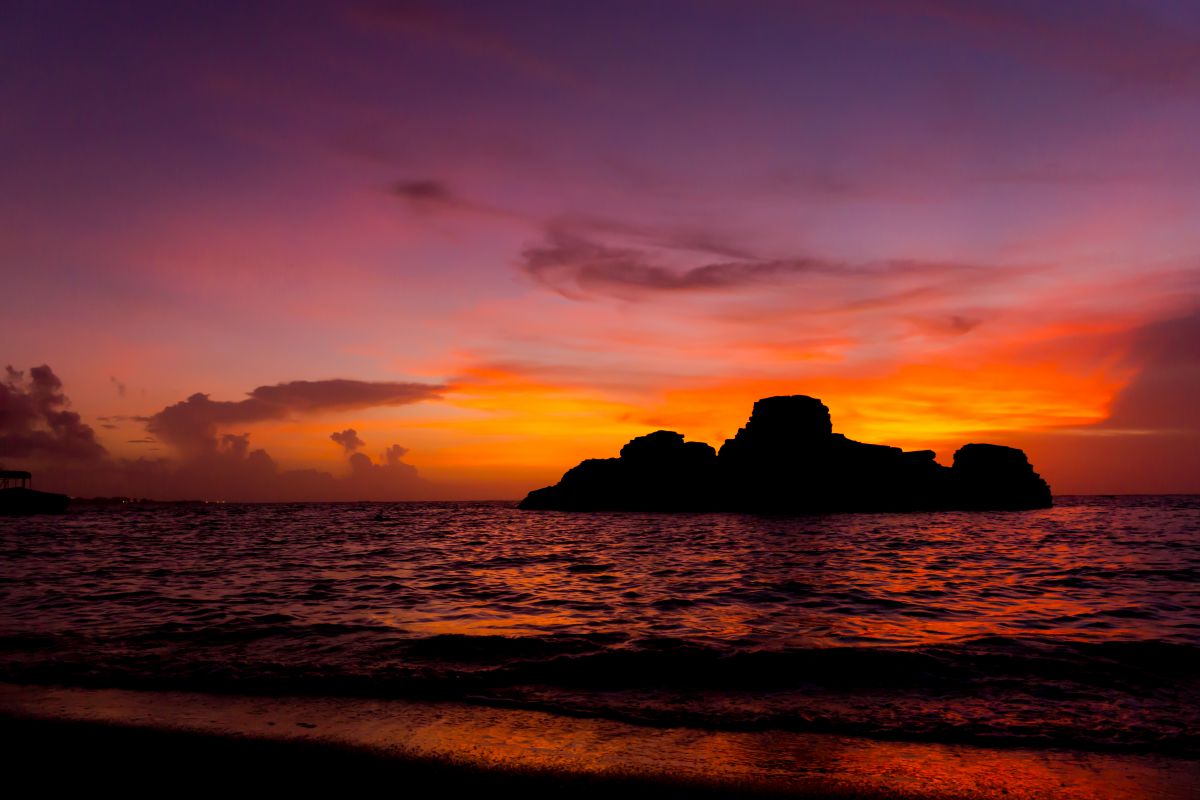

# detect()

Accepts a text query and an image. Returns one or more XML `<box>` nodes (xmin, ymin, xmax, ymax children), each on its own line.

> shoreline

<box><xmin>3</xmin><ymin>684</ymin><xmax>1197</xmax><ymax>799</ymax></box>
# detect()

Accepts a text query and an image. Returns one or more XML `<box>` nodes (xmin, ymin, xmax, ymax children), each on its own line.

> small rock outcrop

<box><xmin>950</xmin><ymin>443</ymin><xmax>1053</xmax><ymax>510</ymax></box>
<box><xmin>520</xmin><ymin>430</ymin><xmax>718</xmax><ymax>511</ymax></box>
<box><xmin>519</xmin><ymin>395</ymin><xmax>1052</xmax><ymax>512</ymax></box>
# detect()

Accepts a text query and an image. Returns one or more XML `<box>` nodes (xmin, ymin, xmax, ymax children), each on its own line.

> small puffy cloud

<box><xmin>391</xmin><ymin>179</ymin><xmax>457</xmax><ymax>210</ymax></box>
<box><xmin>383</xmin><ymin>443</ymin><xmax>409</xmax><ymax>464</ymax></box>
<box><xmin>344</xmin><ymin>442</ymin><xmax>420</xmax><ymax>495</ymax></box>
<box><xmin>330</xmin><ymin>428</ymin><xmax>365</xmax><ymax>453</ymax></box>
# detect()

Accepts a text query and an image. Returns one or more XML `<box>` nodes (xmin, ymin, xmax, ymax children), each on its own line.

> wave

<box><xmin>8</xmin><ymin>627</ymin><xmax>1199</xmax><ymax>684</ymax></box>
<box><xmin>5</xmin><ymin>496</ymin><xmax>1200</xmax><ymax>758</ymax></box>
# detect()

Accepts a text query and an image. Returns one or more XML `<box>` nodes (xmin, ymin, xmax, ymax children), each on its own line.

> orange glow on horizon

<box><xmin>166</xmin><ymin>336</ymin><xmax>1133</xmax><ymax>498</ymax></box>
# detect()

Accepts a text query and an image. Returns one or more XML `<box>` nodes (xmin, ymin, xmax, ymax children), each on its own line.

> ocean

<box><xmin>2</xmin><ymin>496</ymin><xmax>1198</xmax><ymax>761</ymax></box>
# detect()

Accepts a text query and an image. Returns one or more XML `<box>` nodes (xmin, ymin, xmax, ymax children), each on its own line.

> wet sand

<box><xmin>3</xmin><ymin>684</ymin><xmax>1197</xmax><ymax>799</ymax></box>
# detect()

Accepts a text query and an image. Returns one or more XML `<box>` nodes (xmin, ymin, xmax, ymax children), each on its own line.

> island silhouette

<box><xmin>520</xmin><ymin>395</ymin><xmax>1052</xmax><ymax>512</ymax></box>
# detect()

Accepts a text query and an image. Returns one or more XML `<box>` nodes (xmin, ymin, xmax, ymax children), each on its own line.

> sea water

<box><xmin>2</xmin><ymin>496</ymin><xmax>1198</xmax><ymax>756</ymax></box>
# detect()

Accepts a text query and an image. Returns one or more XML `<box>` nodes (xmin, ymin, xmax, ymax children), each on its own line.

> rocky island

<box><xmin>520</xmin><ymin>395</ymin><xmax>1052</xmax><ymax>512</ymax></box>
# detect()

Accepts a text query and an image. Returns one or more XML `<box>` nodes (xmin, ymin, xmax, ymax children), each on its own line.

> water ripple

<box><xmin>1</xmin><ymin>496</ymin><xmax>1198</xmax><ymax>754</ymax></box>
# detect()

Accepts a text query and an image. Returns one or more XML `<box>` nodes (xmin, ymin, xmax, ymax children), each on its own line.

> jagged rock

<box><xmin>519</xmin><ymin>395</ymin><xmax>1053</xmax><ymax>512</ymax></box>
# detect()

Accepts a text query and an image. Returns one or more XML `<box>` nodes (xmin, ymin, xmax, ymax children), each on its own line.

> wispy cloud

<box><xmin>387</xmin><ymin>177</ymin><xmax>764</xmax><ymax>264</ymax></box>
<box><xmin>390</xmin><ymin>179</ymin><xmax>462</xmax><ymax>212</ymax></box>
<box><xmin>521</xmin><ymin>229</ymin><xmax>838</xmax><ymax>300</ymax></box>
<box><xmin>519</xmin><ymin>227</ymin><xmax>1005</xmax><ymax>305</ymax></box>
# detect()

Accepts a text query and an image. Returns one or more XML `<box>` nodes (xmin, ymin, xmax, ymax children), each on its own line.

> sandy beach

<box><xmin>4</xmin><ymin>683</ymin><xmax>1197</xmax><ymax>799</ymax></box>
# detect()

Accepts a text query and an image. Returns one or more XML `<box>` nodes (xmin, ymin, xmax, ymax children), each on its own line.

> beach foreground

<box><xmin>3</xmin><ymin>684</ymin><xmax>1196</xmax><ymax>799</ymax></box>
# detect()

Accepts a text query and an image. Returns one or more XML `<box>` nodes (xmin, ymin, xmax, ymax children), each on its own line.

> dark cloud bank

<box><xmin>1</xmin><ymin>367</ymin><xmax>445</xmax><ymax>501</ymax></box>
<box><xmin>1010</xmin><ymin>307</ymin><xmax>1200</xmax><ymax>493</ymax></box>
<box><xmin>1</xmin><ymin>366</ymin><xmax>107</xmax><ymax>462</ymax></box>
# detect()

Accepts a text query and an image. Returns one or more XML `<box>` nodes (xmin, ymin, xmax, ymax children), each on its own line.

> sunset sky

<box><xmin>4</xmin><ymin>0</ymin><xmax>1200</xmax><ymax>499</ymax></box>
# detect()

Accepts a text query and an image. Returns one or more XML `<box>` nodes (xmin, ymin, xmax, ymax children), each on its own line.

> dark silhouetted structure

<box><xmin>0</xmin><ymin>470</ymin><xmax>70</xmax><ymax>515</ymax></box>
<box><xmin>520</xmin><ymin>395</ymin><xmax>1052</xmax><ymax>512</ymax></box>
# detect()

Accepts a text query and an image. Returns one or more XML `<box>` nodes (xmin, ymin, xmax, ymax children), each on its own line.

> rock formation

<box><xmin>519</xmin><ymin>395</ymin><xmax>1052</xmax><ymax>512</ymax></box>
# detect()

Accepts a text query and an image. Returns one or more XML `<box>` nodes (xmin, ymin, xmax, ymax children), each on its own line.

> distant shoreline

<box><xmin>51</xmin><ymin>493</ymin><xmax>1200</xmax><ymax>507</ymax></box>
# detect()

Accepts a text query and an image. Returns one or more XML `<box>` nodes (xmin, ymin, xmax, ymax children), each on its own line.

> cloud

<box><xmin>550</xmin><ymin>216</ymin><xmax>763</xmax><ymax>261</ymax></box>
<box><xmin>388</xmin><ymin>177</ymin><xmax>764</xmax><ymax>264</ymax></box>
<box><xmin>4</xmin><ymin>367</ymin><xmax>439</xmax><ymax>501</ymax></box>
<box><xmin>330</xmin><ymin>428</ymin><xmax>365</xmax><ymax>453</ymax></box>
<box><xmin>148</xmin><ymin>378</ymin><xmax>445</xmax><ymax>456</ymax></box>
<box><xmin>391</xmin><ymin>179</ymin><xmax>452</xmax><ymax>202</ymax></box>
<box><xmin>134</xmin><ymin>374</ymin><xmax>441</xmax><ymax>500</ymax></box>
<box><xmin>390</xmin><ymin>179</ymin><xmax>462</xmax><ymax>212</ymax></box>
<box><xmin>906</xmin><ymin>314</ymin><xmax>984</xmax><ymax>337</ymax></box>
<box><xmin>69</xmin><ymin>434</ymin><xmax>431</xmax><ymax>502</ymax></box>
<box><xmin>1</xmin><ymin>365</ymin><xmax>107</xmax><ymax>462</ymax></box>
<box><xmin>388</xmin><ymin>176</ymin><xmax>528</xmax><ymax>223</ymax></box>
<box><xmin>963</xmin><ymin>304</ymin><xmax>1200</xmax><ymax>493</ymax></box>
<box><xmin>347</xmin><ymin>444</ymin><xmax>419</xmax><ymax>493</ymax></box>
<box><xmin>519</xmin><ymin>229</ymin><xmax>997</xmax><ymax>304</ymax></box>
<box><xmin>147</xmin><ymin>394</ymin><xmax>277</xmax><ymax>456</ymax></box>
<box><xmin>520</xmin><ymin>230</ymin><xmax>833</xmax><ymax>300</ymax></box>
<box><xmin>122</xmin><ymin>431</ymin><xmax>426</xmax><ymax>502</ymax></box>
<box><xmin>219</xmin><ymin>433</ymin><xmax>251</xmax><ymax>458</ymax></box>
<box><xmin>248</xmin><ymin>379</ymin><xmax>444</xmax><ymax>411</ymax></box>
<box><xmin>1100</xmin><ymin>307</ymin><xmax>1200</xmax><ymax>432</ymax></box>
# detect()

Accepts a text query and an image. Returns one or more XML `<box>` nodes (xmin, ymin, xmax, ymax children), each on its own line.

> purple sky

<box><xmin>3</xmin><ymin>0</ymin><xmax>1200</xmax><ymax>498</ymax></box>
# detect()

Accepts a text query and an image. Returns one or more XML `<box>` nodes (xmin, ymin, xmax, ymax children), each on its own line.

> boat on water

<box><xmin>0</xmin><ymin>471</ymin><xmax>70</xmax><ymax>515</ymax></box>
